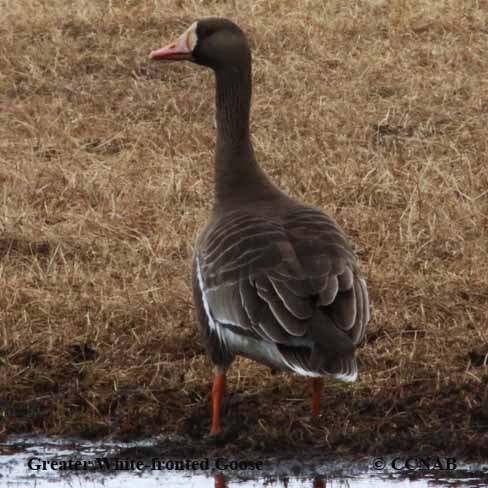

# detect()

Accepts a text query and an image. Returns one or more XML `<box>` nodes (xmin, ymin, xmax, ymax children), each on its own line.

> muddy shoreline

<box><xmin>2</xmin><ymin>429</ymin><xmax>488</xmax><ymax>465</ymax></box>
<box><xmin>3</xmin><ymin>371</ymin><xmax>488</xmax><ymax>462</ymax></box>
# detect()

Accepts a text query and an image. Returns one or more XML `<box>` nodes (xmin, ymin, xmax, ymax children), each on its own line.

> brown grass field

<box><xmin>1</xmin><ymin>0</ymin><xmax>487</xmax><ymax>459</ymax></box>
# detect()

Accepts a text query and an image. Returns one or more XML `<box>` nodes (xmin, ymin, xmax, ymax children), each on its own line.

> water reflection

<box><xmin>212</xmin><ymin>476</ymin><xmax>344</xmax><ymax>487</ymax></box>
<box><xmin>215</xmin><ymin>473</ymin><xmax>226</xmax><ymax>488</ymax></box>
<box><xmin>213</xmin><ymin>474</ymin><xmax>329</xmax><ymax>488</ymax></box>
<box><xmin>1</xmin><ymin>436</ymin><xmax>487</xmax><ymax>488</ymax></box>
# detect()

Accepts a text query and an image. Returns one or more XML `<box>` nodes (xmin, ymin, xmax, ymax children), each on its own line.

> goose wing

<box><xmin>195</xmin><ymin>207</ymin><xmax>369</xmax><ymax>366</ymax></box>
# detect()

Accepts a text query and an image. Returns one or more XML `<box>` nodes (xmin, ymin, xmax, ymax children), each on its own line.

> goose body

<box><xmin>193</xmin><ymin>204</ymin><xmax>368</xmax><ymax>380</ymax></box>
<box><xmin>150</xmin><ymin>18</ymin><xmax>370</xmax><ymax>434</ymax></box>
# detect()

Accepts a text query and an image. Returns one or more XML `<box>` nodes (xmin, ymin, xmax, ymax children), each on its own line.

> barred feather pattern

<box><xmin>192</xmin><ymin>205</ymin><xmax>370</xmax><ymax>381</ymax></box>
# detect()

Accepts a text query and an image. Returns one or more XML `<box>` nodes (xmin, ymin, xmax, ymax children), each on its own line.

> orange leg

<box><xmin>313</xmin><ymin>477</ymin><xmax>325</xmax><ymax>488</ymax></box>
<box><xmin>210</xmin><ymin>372</ymin><xmax>226</xmax><ymax>435</ymax></box>
<box><xmin>214</xmin><ymin>474</ymin><xmax>227</xmax><ymax>488</ymax></box>
<box><xmin>311</xmin><ymin>377</ymin><xmax>323</xmax><ymax>417</ymax></box>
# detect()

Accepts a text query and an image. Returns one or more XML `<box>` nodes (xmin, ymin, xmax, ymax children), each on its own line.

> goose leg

<box><xmin>210</xmin><ymin>371</ymin><xmax>226</xmax><ymax>435</ymax></box>
<box><xmin>214</xmin><ymin>474</ymin><xmax>227</xmax><ymax>488</ymax></box>
<box><xmin>313</xmin><ymin>477</ymin><xmax>325</xmax><ymax>488</ymax></box>
<box><xmin>311</xmin><ymin>377</ymin><xmax>323</xmax><ymax>417</ymax></box>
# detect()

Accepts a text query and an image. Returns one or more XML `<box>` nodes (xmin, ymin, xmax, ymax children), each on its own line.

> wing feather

<box><xmin>255</xmin><ymin>276</ymin><xmax>308</xmax><ymax>336</ymax></box>
<box><xmin>338</xmin><ymin>267</ymin><xmax>354</xmax><ymax>291</ymax></box>
<box><xmin>269</xmin><ymin>277</ymin><xmax>313</xmax><ymax>319</ymax></box>
<box><xmin>319</xmin><ymin>275</ymin><xmax>338</xmax><ymax>306</ymax></box>
<box><xmin>329</xmin><ymin>286</ymin><xmax>357</xmax><ymax>330</ymax></box>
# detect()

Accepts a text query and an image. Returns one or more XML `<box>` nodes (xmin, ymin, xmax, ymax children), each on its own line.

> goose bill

<box><xmin>150</xmin><ymin>34</ymin><xmax>192</xmax><ymax>61</ymax></box>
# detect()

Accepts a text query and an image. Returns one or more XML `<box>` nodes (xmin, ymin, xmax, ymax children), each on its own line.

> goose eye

<box><xmin>197</xmin><ymin>24</ymin><xmax>216</xmax><ymax>40</ymax></box>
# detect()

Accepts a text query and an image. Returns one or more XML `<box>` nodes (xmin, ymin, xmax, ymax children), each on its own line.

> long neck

<box><xmin>213</xmin><ymin>61</ymin><xmax>273</xmax><ymax>204</ymax></box>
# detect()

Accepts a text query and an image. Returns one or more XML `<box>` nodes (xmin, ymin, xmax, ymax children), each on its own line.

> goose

<box><xmin>150</xmin><ymin>18</ymin><xmax>370</xmax><ymax>435</ymax></box>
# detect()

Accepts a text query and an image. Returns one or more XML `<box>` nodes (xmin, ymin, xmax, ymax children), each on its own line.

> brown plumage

<box><xmin>150</xmin><ymin>18</ymin><xmax>370</xmax><ymax>435</ymax></box>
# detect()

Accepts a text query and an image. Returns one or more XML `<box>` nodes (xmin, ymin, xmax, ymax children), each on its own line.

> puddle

<box><xmin>1</xmin><ymin>436</ymin><xmax>487</xmax><ymax>487</ymax></box>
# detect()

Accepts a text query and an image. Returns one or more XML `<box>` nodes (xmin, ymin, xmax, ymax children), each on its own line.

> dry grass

<box><xmin>1</xmin><ymin>0</ymin><xmax>488</xmax><ymax>458</ymax></box>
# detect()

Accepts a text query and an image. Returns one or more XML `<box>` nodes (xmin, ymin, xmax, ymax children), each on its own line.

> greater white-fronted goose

<box><xmin>150</xmin><ymin>18</ymin><xmax>370</xmax><ymax>435</ymax></box>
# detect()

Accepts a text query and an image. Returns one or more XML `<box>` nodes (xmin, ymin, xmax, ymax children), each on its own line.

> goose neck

<box><xmin>214</xmin><ymin>64</ymin><xmax>271</xmax><ymax>203</ymax></box>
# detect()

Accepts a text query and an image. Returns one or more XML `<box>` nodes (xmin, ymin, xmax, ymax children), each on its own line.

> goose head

<box><xmin>149</xmin><ymin>18</ymin><xmax>250</xmax><ymax>71</ymax></box>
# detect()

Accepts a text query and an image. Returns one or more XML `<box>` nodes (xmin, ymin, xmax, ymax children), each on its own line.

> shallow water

<box><xmin>1</xmin><ymin>436</ymin><xmax>487</xmax><ymax>487</ymax></box>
